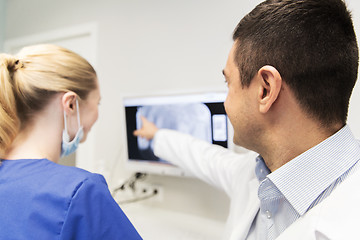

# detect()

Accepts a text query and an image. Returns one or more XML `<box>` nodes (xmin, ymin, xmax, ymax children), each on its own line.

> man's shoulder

<box><xmin>277</xmin><ymin>167</ymin><xmax>360</xmax><ymax>240</ymax></box>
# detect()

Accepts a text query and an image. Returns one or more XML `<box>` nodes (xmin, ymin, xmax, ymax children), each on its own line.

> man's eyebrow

<box><xmin>222</xmin><ymin>69</ymin><xmax>226</xmax><ymax>77</ymax></box>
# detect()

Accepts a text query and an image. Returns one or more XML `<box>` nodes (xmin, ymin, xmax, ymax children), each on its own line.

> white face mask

<box><xmin>61</xmin><ymin>99</ymin><xmax>84</xmax><ymax>157</ymax></box>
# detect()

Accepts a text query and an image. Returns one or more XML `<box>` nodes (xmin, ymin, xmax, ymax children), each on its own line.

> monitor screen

<box><xmin>123</xmin><ymin>92</ymin><xmax>231</xmax><ymax>176</ymax></box>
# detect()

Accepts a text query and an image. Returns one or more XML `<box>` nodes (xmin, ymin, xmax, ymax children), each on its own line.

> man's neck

<box><xmin>259</xmin><ymin>120</ymin><xmax>344</xmax><ymax>172</ymax></box>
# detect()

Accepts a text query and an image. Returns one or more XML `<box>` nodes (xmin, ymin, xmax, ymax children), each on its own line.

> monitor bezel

<box><xmin>122</xmin><ymin>91</ymin><xmax>234</xmax><ymax>177</ymax></box>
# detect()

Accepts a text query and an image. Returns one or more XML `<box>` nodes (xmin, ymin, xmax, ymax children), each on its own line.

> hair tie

<box><xmin>13</xmin><ymin>59</ymin><xmax>24</xmax><ymax>71</ymax></box>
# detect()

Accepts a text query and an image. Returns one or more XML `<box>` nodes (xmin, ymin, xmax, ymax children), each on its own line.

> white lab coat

<box><xmin>153</xmin><ymin>129</ymin><xmax>360</xmax><ymax>240</ymax></box>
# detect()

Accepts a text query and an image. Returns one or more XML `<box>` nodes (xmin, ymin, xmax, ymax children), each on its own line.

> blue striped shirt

<box><xmin>247</xmin><ymin>125</ymin><xmax>360</xmax><ymax>240</ymax></box>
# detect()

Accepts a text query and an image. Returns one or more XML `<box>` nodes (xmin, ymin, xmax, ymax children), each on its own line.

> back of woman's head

<box><xmin>0</xmin><ymin>44</ymin><xmax>97</xmax><ymax>156</ymax></box>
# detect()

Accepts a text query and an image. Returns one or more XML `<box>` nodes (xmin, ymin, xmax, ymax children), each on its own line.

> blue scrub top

<box><xmin>0</xmin><ymin>158</ymin><xmax>142</xmax><ymax>240</ymax></box>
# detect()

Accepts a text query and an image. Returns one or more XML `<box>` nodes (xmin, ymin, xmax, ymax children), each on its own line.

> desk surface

<box><xmin>121</xmin><ymin>204</ymin><xmax>226</xmax><ymax>240</ymax></box>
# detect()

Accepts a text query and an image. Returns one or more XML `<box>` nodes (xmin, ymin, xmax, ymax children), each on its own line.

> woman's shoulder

<box><xmin>40</xmin><ymin>159</ymin><xmax>108</xmax><ymax>189</ymax></box>
<box><xmin>0</xmin><ymin>158</ymin><xmax>107</xmax><ymax>197</ymax></box>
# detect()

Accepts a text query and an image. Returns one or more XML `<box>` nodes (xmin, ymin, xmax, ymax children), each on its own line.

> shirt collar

<box><xmin>255</xmin><ymin>156</ymin><xmax>271</xmax><ymax>182</ymax></box>
<box><xmin>265</xmin><ymin>125</ymin><xmax>360</xmax><ymax>215</ymax></box>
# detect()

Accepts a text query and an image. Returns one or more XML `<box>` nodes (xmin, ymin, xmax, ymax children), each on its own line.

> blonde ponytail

<box><xmin>0</xmin><ymin>54</ymin><xmax>21</xmax><ymax>156</ymax></box>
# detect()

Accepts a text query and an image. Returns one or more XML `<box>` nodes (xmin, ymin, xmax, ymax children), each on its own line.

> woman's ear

<box><xmin>257</xmin><ymin>65</ymin><xmax>282</xmax><ymax>113</ymax></box>
<box><xmin>62</xmin><ymin>92</ymin><xmax>78</xmax><ymax>115</ymax></box>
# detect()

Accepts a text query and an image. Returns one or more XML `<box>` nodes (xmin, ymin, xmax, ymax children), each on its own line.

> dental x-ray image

<box><xmin>124</xmin><ymin>93</ymin><xmax>229</xmax><ymax>165</ymax></box>
<box><xmin>136</xmin><ymin>103</ymin><xmax>212</xmax><ymax>161</ymax></box>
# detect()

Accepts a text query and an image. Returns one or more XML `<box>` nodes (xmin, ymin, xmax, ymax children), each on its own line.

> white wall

<box><xmin>346</xmin><ymin>1</ymin><xmax>360</xmax><ymax>137</ymax></box>
<box><xmin>4</xmin><ymin>0</ymin><xmax>360</xmax><ymax>227</ymax></box>
<box><xmin>0</xmin><ymin>0</ymin><xmax>5</xmax><ymax>51</ymax></box>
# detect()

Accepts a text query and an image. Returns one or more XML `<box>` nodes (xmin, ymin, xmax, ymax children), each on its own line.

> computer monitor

<box><xmin>123</xmin><ymin>92</ymin><xmax>232</xmax><ymax>176</ymax></box>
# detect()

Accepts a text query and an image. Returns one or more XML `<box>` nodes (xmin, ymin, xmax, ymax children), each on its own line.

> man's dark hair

<box><xmin>233</xmin><ymin>0</ymin><xmax>358</xmax><ymax>126</ymax></box>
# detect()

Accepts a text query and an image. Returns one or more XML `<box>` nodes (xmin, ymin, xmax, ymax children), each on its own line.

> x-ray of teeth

<box><xmin>124</xmin><ymin>92</ymin><xmax>228</xmax><ymax>168</ymax></box>
<box><xmin>136</xmin><ymin>103</ymin><xmax>212</xmax><ymax>160</ymax></box>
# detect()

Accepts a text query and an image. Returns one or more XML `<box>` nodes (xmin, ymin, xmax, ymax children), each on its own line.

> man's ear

<box><xmin>257</xmin><ymin>65</ymin><xmax>282</xmax><ymax>113</ymax></box>
<box><xmin>62</xmin><ymin>92</ymin><xmax>78</xmax><ymax>115</ymax></box>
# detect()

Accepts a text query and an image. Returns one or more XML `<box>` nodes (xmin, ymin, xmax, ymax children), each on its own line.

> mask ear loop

<box><xmin>75</xmin><ymin>99</ymin><xmax>81</xmax><ymax>128</ymax></box>
<box><xmin>63</xmin><ymin>111</ymin><xmax>68</xmax><ymax>138</ymax></box>
<box><xmin>63</xmin><ymin>98</ymin><xmax>81</xmax><ymax>140</ymax></box>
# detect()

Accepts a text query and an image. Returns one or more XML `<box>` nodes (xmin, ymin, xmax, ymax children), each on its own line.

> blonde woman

<box><xmin>0</xmin><ymin>44</ymin><xmax>142</xmax><ymax>239</ymax></box>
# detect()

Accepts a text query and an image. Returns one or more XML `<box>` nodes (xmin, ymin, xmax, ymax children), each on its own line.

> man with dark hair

<box><xmin>135</xmin><ymin>0</ymin><xmax>360</xmax><ymax>239</ymax></box>
<box><xmin>222</xmin><ymin>0</ymin><xmax>359</xmax><ymax>238</ymax></box>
